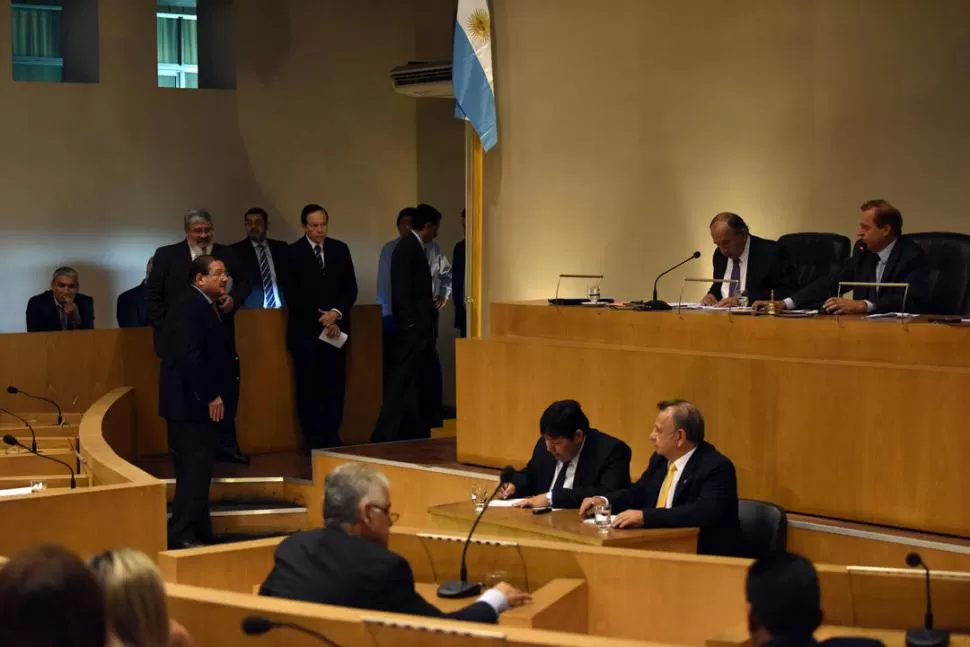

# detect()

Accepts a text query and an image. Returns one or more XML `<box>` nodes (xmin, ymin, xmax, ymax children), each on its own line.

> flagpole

<box><xmin>466</xmin><ymin>122</ymin><xmax>485</xmax><ymax>339</ymax></box>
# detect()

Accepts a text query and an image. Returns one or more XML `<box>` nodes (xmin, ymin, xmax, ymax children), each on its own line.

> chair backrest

<box><xmin>737</xmin><ymin>499</ymin><xmax>787</xmax><ymax>559</ymax></box>
<box><xmin>777</xmin><ymin>233</ymin><xmax>852</xmax><ymax>290</ymax></box>
<box><xmin>906</xmin><ymin>232</ymin><xmax>970</xmax><ymax>316</ymax></box>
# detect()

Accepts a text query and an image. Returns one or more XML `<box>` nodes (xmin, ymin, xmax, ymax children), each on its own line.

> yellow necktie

<box><xmin>655</xmin><ymin>463</ymin><xmax>678</xmax><ymax>508</ymax></box>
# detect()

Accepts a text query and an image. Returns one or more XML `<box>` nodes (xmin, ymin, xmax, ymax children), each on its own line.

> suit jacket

<box><xmin>230</xmin><ymin>237</ymin><xmax>289</xmax><ymax>309</ymax></box>
<box><xmin>453</xmin><ymin>238</ymin><xmax>466</xmax><ymax>333</ymax></box>
<box><xmin>508</xmin><ymin>428</ymin><xmax>632</xmax><ymax>509</ymax></box>
<box><xmin>26</xmin><ymin>291</ymin><xmax>95</xmax><ymax>332</ymax></box>
<box><xmin>158</xmin><ymin>287</ymin><xmax>240</xmax><ymax>422</ymax></box>
<box><xmin>606</xmin><ymin>442</ymin><xmax>741</xmax><ymax>556</ymax></box>
<box><xmin>282</xmin><ymin>237</ymin><xmax>358</xmax><ymax>349</ymax></box>
<box><xmin>260</xmin><ymin>527</ymin><xmax>498</xmax><ymax>623</ymax></box>
<box><xmin>116</xmin><ymin>282</ymin><xmax>150</xmax><ymax>328</ymax></box>
<box><xmin>709</xmin><ymin>235</ymin><xmax>797</xmax><ymax>301</ymax></box>
<box><xmin>791</xmin><ymin>237</ymin><xmax>930</xmax><ymax>313</ymax></box>
<box><xmin>392</xmin><ymin>232</ymin><xmax>435</xmax><ymax>335</ymax></box>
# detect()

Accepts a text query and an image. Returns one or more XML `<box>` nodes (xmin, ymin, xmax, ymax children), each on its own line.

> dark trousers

<box><xmin>167</xmin><ymin>419</ymin><xmax>219</xmax><ymax>544</ymax></box>
<box><xmin>372</xmin><ymin>326</ymin><xmax>438</xmax><ymax>442</ymax></box>
<box><xmin>291</xmin><ymin>340</ymin><xmax>346</xmax><ymax>449</ymax></box>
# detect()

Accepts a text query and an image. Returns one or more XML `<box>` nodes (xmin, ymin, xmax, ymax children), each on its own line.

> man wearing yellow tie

<box><xmin>578</xmin><ymin>400</ymin><xmax>741</xmax><ymax>556</ymax></box>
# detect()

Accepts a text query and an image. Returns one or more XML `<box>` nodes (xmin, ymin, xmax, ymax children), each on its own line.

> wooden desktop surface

<box><xmin>457</xmin><ymin>302</ymin><xmax>970</xmax><ymax>537</ymax></box>
<box><xmin>708</xmin><ymin>624</ymin><xmax>970</xmax><ymax>647</ymax></box>
<box><xmin>428</xmin><ymin>501</ymin><xmax>698</xmax><ymax>552</ymax></box>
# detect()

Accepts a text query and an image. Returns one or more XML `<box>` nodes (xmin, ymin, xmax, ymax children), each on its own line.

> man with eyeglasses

<box><xmin>260</xmin><ymin>463</ymin><xmax>532</xmax><ymax>622</ymax></box>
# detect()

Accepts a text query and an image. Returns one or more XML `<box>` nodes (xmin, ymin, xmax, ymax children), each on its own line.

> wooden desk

<box><xmin>428</xmin><ymin>501</ymin><xmax>698</xmax><ymax>552</ymax></box>
<box><xmin>708</xmin><ymin>624</ymin><xmax>970</xmax><ymax>647</ymax></box>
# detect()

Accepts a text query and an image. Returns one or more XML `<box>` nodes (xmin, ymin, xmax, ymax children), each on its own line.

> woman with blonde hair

<box><xmin>88</xmin><ymin>548</ymin><xmax>194</xmax><ymax>647</ymax></box>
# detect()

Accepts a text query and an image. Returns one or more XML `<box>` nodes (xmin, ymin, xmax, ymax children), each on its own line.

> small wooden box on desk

<box><xmin>428</xmin><ymin>501</ymin><xmax>698</xmax><ymax>552</ymax></box>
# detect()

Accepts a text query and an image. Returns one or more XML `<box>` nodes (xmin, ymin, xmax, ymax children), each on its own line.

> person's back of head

<box><xmin>0</xmin><ymin>544</ymin><xmax>107</xmax><ymax>647</ymax></box>
<box><xmin>746</xmin><ymin>552</ymin><xmax>822</xmax><ymax>647</ymax></box>
<box><xmin>88</xmin><ymin>548</ymin><xmax>171</xmax><ymax>647</ymax></box>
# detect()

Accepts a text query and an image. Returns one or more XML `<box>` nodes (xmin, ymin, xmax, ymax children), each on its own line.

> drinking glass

<box><xmin>471</xmin><ymin>484</ymin><xmax>489</xmax><ymax>512</ymax></box>
<box><xmin>593</xmin><ymin>500</ymin><xmax>612</xmax><ymax>531</ymax></box>
<box><xmin>30</xmin><ymin>480</ymin><xmax>47</xmax><ymax>492</ymax></box>
<box><xmin>484</xmin><ymin>570</ymin><xmax>508</xmax><ymax>589</ymax></box>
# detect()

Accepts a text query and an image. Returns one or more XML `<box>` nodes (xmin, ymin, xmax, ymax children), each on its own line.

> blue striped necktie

<box><xmin>255</xmin><ymin>243</ymin><xmax>277</xmax><ymax>308</ymax></box>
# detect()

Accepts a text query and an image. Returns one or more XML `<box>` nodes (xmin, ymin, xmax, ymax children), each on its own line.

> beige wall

<box><xmin>484</xmin><ymin>0</ymin><xmax>970</xmax><ymax>305</ymax></box>
<box><xmin>0</xmin><ymin>0</ymin><xmax>419</xmax><ymax>333</ymax></box>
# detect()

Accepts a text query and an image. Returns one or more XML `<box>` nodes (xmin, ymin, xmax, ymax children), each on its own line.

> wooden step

<box><xmin>163</xmin><ymin>477</ymin><xmax>289</xmax><ymax>504</ymax></box>
<box><xmin>209</xmin><ymin>506</ymin><xmax>308</xmax><ymax>535</ymax></box>
<box><xmin>0</xmin><ymin>449</ymin><xmax>78</xmax><ymax>478</ymax></box>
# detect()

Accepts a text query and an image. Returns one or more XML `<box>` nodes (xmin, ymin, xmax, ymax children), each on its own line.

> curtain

<box><xmin>11</xmin><ymin>6</ymin><xmax>61</xmax><ymax>58</ymax></box>
<box><xmin>157</xmin><ymin>16</ymin><xmax>197</xmax><ymax>66</ymax></box>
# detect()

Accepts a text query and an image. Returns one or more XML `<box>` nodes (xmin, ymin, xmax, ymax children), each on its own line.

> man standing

<box><xmin>453</xmin><ymin>209</ymin><xmax>467</xmax><ymax>337</ymax></box>
<box><xmin>116</xmin><ymin>257</ymin><xmax>153</xmax><ymax>328</ymax></box>
<box><xmin>700</xmin><ymin>212</ymin><xmax>796</xmax><ymax>306</ymax></box>
<box><xmin>376</xmin><ymin>207</ymin><xmax>416</xmax><ymax>332</ymax></box>
<box><xmin>146</xmin><ymin>209</ymin><xmax>249</xmax><ymax>464</ymax></box>
<box><xmin>26</xmin><ymin>267</ymin><xmax>95</xmax><ymax>332</ymax></box>
<box><xmin>230</xmin><ymin>207</ymin><xmax>288</xmax><ymax>310</ymax></box>
<box><xmin>283</xmin><ymin>204</ymin><xmax>358</xmax><ymax>450</ymax></box>
<box><xmin>159</xmin><ymin>255</ymin><xmax>240</xmax><ymax>549</ymax></box>
<box><xmin>371</xmin><ymin>205</ymin><xmax>441</xmax><ymax>442</ymax></box>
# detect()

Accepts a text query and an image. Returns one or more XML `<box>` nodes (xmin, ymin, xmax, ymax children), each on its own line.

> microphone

<box><xmin>2</xmin><ymin>434</ymin><xmax>76</xmax><ymax>489</ymax></box>
<box><xmin>0</xmin><ymin>408</ymin><xmax>38</xmax><ymax>453</ymax></box>
<box><xmin>241</xmin><ymin>615</ymin><xmax>341</xmax><ymax>646</ymax></box>
<box><xmin>437</xmin><ymin>465</ymin><xmax>516</xmax><ymax>599</ymax></box>
<box><xmin>639</xmin><ymin>251</ymin><xmax>702</xmax><ymax>311</ymax></box>
<box><xmin>6</xmin><ymin>386</ymin><xmax>63</xmax><ymax>426</ymax></box>
<box><xmin>905</xmin><ymin>552</ymin><xmax>950</xmax><ymax>647</ymax></box>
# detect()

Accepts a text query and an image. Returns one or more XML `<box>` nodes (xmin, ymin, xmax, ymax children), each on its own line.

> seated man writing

<box><xmin>260</xmin><ymin>463</ymin><xmax>531</xmax><ymax>622</ymax></box>
<box><xmin>579</xmin><ymin>399</ymin><xmax>740</xmax><ymax>556</ymax></box>
<box><xmin>498</xmin><ymin>399</ymin><xmax>632</xmax><ymax>509</ymax></box>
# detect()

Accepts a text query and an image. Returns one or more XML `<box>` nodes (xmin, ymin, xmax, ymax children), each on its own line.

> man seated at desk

<box><xmin>579</xmin><ymin>399</ymin><xmax>740</xmax><ymax>556</ymax></box>
<box><xmin>754</xmin><ymin>199</ymin><xmax>929</xmax><ymax>315</ymax></box>
<box><xmin>700</xmin><ymin>212</ymin><xmax>796</xmax><ymax>307</ymax></box>
<box><xmin>26</xmin><ymin>266</ymin><xmax>95</xmax><ymax>332</ymax></box>
<box><xmin>496</xmin><ymin>399</ymin><xmax>632</xmax><ymax>509</ymax></box>
<box><xmin>260</xmin><ymin>463</ymin><xmax>531</xmax><ymax>622</ymax></box>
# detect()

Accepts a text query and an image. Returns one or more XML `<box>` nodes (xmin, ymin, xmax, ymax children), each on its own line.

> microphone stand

<box><xmin>638</xmin><ymin>252</ymin><xmax>701</xmax><ymax>311</ymax></box>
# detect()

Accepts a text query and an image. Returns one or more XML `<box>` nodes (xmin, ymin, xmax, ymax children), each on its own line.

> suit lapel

<box><xmin>571</xmin><ymin>430</ymin><xmax>597</xmax><ymax>487</ymax></box>
<box><xmin>881</xmin><ymin>240</ymin><xmax>903</xmax><ymax>284</ymax></box>
<box><xmin>672</xmin><ymin>445</ymin><xmax>704</xmax><ymax>505</ymax></box>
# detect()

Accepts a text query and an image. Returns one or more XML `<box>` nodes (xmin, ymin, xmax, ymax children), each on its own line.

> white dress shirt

<box><xmin>660</xmin><ymin>446</ymin><xmax>698</xmax><ymax>509</ymax></box>
<box><xmin>546</xmin><ymin>438</ymin><xmax>586</xmax><ymax>507</ymax></box>
<box><xmin>306</xmin><ymin>236</ymin><xmax>343</xmax><ymax>319</ymax></box>
<box><xmin>251</xmin><ymin>238</ymin><xmax>282</xmax><ymax>308</ymax></box>
<box><xmin>189</xmin><ymin>243</ymin><xmax>212</xmax><ymax>260</ymax></box>
<box><xmin>719</xmin><ymin>235</ymin><xmax>751</xmax><ymax>300</ymax></box>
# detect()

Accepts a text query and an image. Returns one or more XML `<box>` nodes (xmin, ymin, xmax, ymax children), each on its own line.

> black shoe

<box><xmin>217</xmin><ymin>449</ymin><xmax>250</xmax><ymax>465</ymax></box>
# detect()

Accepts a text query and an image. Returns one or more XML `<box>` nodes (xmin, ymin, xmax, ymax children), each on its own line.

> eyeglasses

<box><xmin>368</xmin><ymin>503</ymin><xmax>399</xmax><ymax>525</ymax></box>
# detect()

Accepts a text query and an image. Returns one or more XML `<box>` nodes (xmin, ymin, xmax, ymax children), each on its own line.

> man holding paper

<box><xmin>283</xmin><ymin>204</ymin><xmax>358</xmax><ymax>450</ymax></box>
<box><xmin>498</xmin><ymin>400</ymin><xmax>632</xmax><ymax>509</ymax></box>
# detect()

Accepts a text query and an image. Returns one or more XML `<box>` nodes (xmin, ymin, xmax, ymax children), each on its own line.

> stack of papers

<box><xmin>488</xmin><ymin>499</ymin><xmax>564</xmax><ymax>511</ymax></box>
<box><xmin>864</xmin><ymin>312</ymin><xmax>919</xmax><ymax>320</ymax></box>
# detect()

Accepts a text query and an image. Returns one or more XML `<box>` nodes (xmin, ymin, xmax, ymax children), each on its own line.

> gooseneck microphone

<box><xmin>6</xmin><ymin>386</ymin><xmax>63</xmax><ymax>426</ymax></box>
<box><xmin>0</xmin><ymin>408</ymin><xmax>38</xmax><ymax>453</ymax></box>
<box><xmin>241</xmin><ymin>615</ymin><xmax>341</xmax><ymax>646</ymax></box>
<box><xmin>639</xmin><ymin>251</ymin><xmax>702</xmax><ymax>311</ymax></box>
<box><xmin>905</xmin><ymin>552</ymin><xmax>950</xmax><ymax>647</ymax></box>
<box><xmin>2</xmin><ymin>434</ymin><xmax>76</xmax><ymax>489</ymax></box>
<box><xmin>438</xmin><ymin>465</ymin><xmax>516</xmax><ymax>599</ymax></box>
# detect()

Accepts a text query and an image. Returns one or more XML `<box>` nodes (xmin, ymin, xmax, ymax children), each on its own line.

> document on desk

<box><xmin>488</xmin><ymin>499</ymin><xmax>564</xmax><ymax>511</ymax></box>
<box><xmin>864</xmin><ymin>312</ymin><xmax>919</xmax><ymax>320</ymax></box>
<box><xmin>318</xmin><ymin>328</ymin><xmax>349</xmax><ymax>349</ymax></box>
<box><xmin>0</xmin><ymin>486</ymin><xmax>36</xmax><ymax>498</ymax></box>
<box><xmin>668</xmin><ymin>303</ymin><xmax>754</xmax><ymax>313</ymax></box>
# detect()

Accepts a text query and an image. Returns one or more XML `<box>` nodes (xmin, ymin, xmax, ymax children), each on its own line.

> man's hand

<box><xmin>513</xmin><ymin>493</ymin><xmax>549</xmax><ymax>509</ymax></box>
<box><xmin>218</xmin><ymin>295</ymin><xmax>234</xmax><ymax>313</ymax></box>
<box><xmin>497</xmin><ymin>483</ymin><xmax>517</xmax><ymax>500</ymax></box>
<box><xmin>324</xmin><ymin>324</ymin><xmax>341</xmax><ymax>339</ymax></box>
<box><xmin>822</xmin><ymin>297</ymin><xmax>868</xmax><ymax>315</ymax></box>
<box><xmin>319</xmin><ymin>309</ymin><xmax>339</xmax><ymax>327</ymax></box>
<box><xmin>434</xmin><ymin>296</ymin><xmax>447</xmax><ymax>310</ymax></box>
<box><xmin>208</xmin><ymin>396</ymin><xmax>224</xmax><ymax>423</ymax></box>
<box><xmin>492</xmin><ymin>582</ymin><xmax>532</xmax><ymax>608</ymax></box>
<box><xmin>610</xmin><ymin>509</ymin><xmax>644</xmax><ymax>529</ymax></box>
<box><xmin>752</xmin><ymin>299</ymin><xmax>788</xmax><ymax>313</ymax></box>
<box><xmin>578</xmin><ymin>496</ymin><xmax>606</xmax><ymax>518</ymax></box>
<box><xmin>62</xmin><ymin>298</ymin><xmax>77</xmax><ymax>316</ymax></box>
<box><xmin>700</xmin><ymin>293</ymin><xmax>718</xmax><ymax>307</ymax></box>
<box><xmin>716</xmin><ymin>296</ymin><xmax>740</xmax><ymax>308</ymax></box>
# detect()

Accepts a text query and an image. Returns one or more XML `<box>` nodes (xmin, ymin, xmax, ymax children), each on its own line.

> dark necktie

<box><xmin>58</xmin><ymin>305</ymin><xmax>68</xmax><ymax>330</ymax></box>
<box><xmin>212</xmin><ymin>303</ymin><xmax>222</xmax><ymax>322</ymax></box>
<box><xmin>255</xmin><ymin>243</ymin><xmax>277</xmax><ymax>308</ymax></box>
<box><xmin>551</xmin><ymin>461</ymin><xmax>568</xmax><ymax>491</ymax></box>
<box><xmin>313</xmin><ymin>244</ymin><xmax>325</xmax><ymax>274</ymax></box>
<box><xmin>729</xmin><ymin>259</ymin><xmax>741</xmax><ymax>297</ymax></box>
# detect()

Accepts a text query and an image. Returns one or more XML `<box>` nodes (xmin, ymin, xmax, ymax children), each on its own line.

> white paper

<box><xmin>488</xmin><ymin>498</ymin><xmax>526</xmax><ymax>507</ymax></box>
<box><xmin>864</xmin><ymin>312</ymin><xmax>919</xmax><ymax>320</ymax></box>
<box><xmin>319</xmin><ymin>329</ymin><xmax>349</xmax><ymax>348</ymax></box>
<box><xmin>0</xmin><ymin>486</ymin><xmax>35</xmax><ymax>498</ymax></box>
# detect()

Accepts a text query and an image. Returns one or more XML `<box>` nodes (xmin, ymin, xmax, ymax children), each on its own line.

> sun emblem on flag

<box><xmin>466</xmin><ymin>8</ymin><xmax>491</xmax><ymax>44</ymax></box>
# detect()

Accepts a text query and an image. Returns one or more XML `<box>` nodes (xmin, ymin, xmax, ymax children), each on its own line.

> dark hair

<box><xmin>397</xmin><ymin>207</ymin><xmax>416</xmax><ymax>226</ymax></box>
<box><xmin>412</xmin><ymin>203</ymin><xmax>443</xmax><ymax>231</ymax></box>
<box><xmin>657</xmin><ymin>399</ymin><xmax>705</xmax><ymax>443</ymax></box>
<box><xmin>188</xmin><ymin>254</ymin><xmax>218</xmax><ymax>283</ymax></box>
<box><xmin>710</xmin><ymin>212</ymin><xmax>749</xmax><ymax>234</ymax></box>
<box><xmin>860</xmin><ymin>199</ymin><xmax>902</xmax><ymax>237</ymax></box>
<box><xmin>300</xmin><ymin>203</ymin><xmax>329</xmax><ymax>226</ymax></box>
<box><xmin>0</xmin><ymin>545</ymin><xmax>107</xmax><ymax>647</ymax></box>
<box><xmin>539</xmin><ymin>400</ymin><xmax>590</xmax><ymax>439</ymax></box>
<box><xmin>746</xmin><ymin>553</ymin><xmax>822</xmax><ymax>638</ymax></box>
<box><xmin>244</xmin><ymin>207</ymin><xmax>269</xmax><ymax>224</ymax></box>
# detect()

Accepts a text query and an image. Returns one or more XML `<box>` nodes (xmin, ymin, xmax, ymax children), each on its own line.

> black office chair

<box><xmin>738</xmin><ymin>499</ymin><xmax>787</xmax><ymax>559</ymax></box>
<box><xmin>907</xmin><ymin>232</ymin><xmax>970</xmax><ymax>316</ymax></box>
<box><xmin>777</xmin><ymin>233</ymin><xmax>852</xmax><ymax>290</ymax></box>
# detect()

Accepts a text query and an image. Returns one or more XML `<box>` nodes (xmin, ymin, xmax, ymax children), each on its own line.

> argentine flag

<box><xmin>453</xmin><ymin>0</ymin><xmax>498</xmax><ymax>151</ymax></box>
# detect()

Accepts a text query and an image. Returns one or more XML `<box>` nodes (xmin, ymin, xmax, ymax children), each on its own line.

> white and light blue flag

<box><xmin>453</xmin><ymin>0</ymin><xmax>498</xmax><ymax>151</ymax></box>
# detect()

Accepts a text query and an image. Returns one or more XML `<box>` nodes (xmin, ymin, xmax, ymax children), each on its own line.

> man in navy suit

<box><xmin>116</xmin><ymin>257</ymin><xmax>152</xmax><ymax>328</ymax></box>
<box><xmin>26</xmin><ymin>267</ymin><xmax>95</xmax><ymax>332</ymax></box>
<box><xmin>580</xmin><ymin>399</ymin><xmax>741</xmax><ymax>556</ymax></box>
<box><xmin>230</xmin><ymin>207</ymin><xmax>289</xmax><ymax>310</ymax></box>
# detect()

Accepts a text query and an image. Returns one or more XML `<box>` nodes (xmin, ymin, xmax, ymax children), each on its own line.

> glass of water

<box><xmin>30</xmin><ymin>480</ymin><xmax>47</xmax><ymax>492</ymax></box>
<box><xmin>471</xmin><ymin>484</ymin><xmax>489</xmax><ymax>512</ymax></box>
<box><xmin>593</xmin><ymin>500</ymin><xmax>612</xmax><ymax>531</ymax></box>
<box><xmin>587</xmin><ymin>284</ymin><xmax>601</xmax><ymax>304</ymax></box>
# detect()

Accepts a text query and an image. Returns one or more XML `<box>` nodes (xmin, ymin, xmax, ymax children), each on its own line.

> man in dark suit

<box><xmin>282</xmin><ymin>204</ymin><xmax>358</xmax><ymax>450</ymax></box>
<box><xmin>260</xmin><ymin>463</ymin><xmax>530</xmax><ymax>621</ymax></box>
<box><xmin>580</xmin><ymin>399</ymin><xmax>741</xmax><ymax>556</ymax></box>
<box><xmin>454</xmin><ymin>209</ymin><xmax>467</xmax><ymax>337</ymax></box>
<box><xmin>755</xmin><ymin>200</ymin><xmax>930</xmax><ymax>314</ymax></box>
<box><xmin>146</xmin><ymin>209</ymin><xmax>250</xmax><ymax>464</ymax></box>
<box><xmin>371</xmin><ymin>205</ymin><xmax>441</xmax><ymax>442</ymax></box>
<box><xmin>747</xmin><ymin>553</ymin><xmax>886</xmax><ymax>647</ymax></box>
<box><xmin>116</xmin><ymin>256</ymin><xmax>152</xmax><ymax>328</ymax></box>
<box><xmin>230</xmin><ymin>207</ymin><xmax>288</xmax><ymax>310</ymax></box>
<box><xmin>700</xmin><ymin>212</ymin><xmax>796</xmax><ymax>306</ymax></box>
<box><xmin>159</xmin><ymin>255</ymin><xmax>240</xmax><ymax>549</ymax></box>
<box><xmin>26</xmin><ymin>267</ymin><xmax>95</xmax><ymax>332</ymax></box>
<box><xmin>496</xmin><ymin>399</ymin><xmax>632</xmax><ymax>509</ymax></box>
